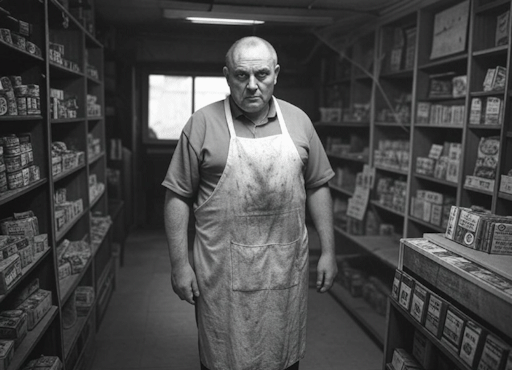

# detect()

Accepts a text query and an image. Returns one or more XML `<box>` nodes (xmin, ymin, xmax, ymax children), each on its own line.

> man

<box><xmin>163</xmin><ymin>36</ymin><xmax>337</xmax><ymax>370</ymax></box>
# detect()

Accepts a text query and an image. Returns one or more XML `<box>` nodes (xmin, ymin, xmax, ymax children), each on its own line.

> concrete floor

<box><xmin>91</xmin><ymin>227</ymin><xmax>383</xmax><ymax>370</ymax></box>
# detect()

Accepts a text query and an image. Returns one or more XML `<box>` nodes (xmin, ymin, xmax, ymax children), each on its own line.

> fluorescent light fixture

<box><xmin>186</xmin><ymin>17</ymin><xmax>264</xmax><ymax>26</ymax></box>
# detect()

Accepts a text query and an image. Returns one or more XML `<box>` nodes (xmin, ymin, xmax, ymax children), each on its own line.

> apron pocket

<box><xmin>230</xmin><ymin>239</ymin><xmax>300</xmax><ymax>291</ymax></box>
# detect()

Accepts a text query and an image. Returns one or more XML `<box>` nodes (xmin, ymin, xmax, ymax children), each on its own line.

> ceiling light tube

<box><xmin>186</xmin><ymin>17</ymin><xmax>264</xmax><ymax>25</ymax></box>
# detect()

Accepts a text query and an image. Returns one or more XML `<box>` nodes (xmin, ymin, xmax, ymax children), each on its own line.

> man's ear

<box><xmin>274</xmin><ymin>64</ymin><xmax>280</xmax><ymax>84</ymax></box>
<box><xmin>223</xmin><ymin>66</ymin><xmax>229</xmax><ymax>79</ymax></box>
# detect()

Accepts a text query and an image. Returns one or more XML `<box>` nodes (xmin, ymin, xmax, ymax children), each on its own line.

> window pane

<box><xmin>148</xmin><ymin>75</ymin><xmax>192</xmax><ymax>140</ymax></box>
<box><xmin>194</xmin><ymin>77</ymin><xmax>230</xmax><ymax>112</ymax></box>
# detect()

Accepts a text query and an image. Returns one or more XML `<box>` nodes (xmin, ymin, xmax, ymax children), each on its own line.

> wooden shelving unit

<box><xmin>0</xmin><ymin>0</ymin><xmax>112</xmax><ymax>369</ymax></box>
<box><xmin>315</xmin><ymin>0</ymin><xmax>512</xmax><ymax>350</ymax></box>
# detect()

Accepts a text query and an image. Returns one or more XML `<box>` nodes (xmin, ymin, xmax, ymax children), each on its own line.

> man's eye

<box><xmin>236</xmin><ymin>73</ymin><xmax>247</xmax><ymax>79</ymax></box>
<box><xmin>257</xmin><ymin>72</ymin><xmax>268</xmax><ymax>78</ymax></box>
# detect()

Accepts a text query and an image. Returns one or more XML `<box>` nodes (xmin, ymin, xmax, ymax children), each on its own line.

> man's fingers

<box><xmin>192</xmin><ymin>279</ymin><xmax>200</xmax><ymax>298</ymax></box>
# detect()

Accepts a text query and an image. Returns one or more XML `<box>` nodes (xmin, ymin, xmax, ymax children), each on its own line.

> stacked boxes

<box><xmin>0</xmin><ymin>14</ymin><xmax>42</xmax><ymax>57</ymax></box>
<box><xmin>48</xmin><ymin>42</ymin><xmax>80</xmax><ymax>72</ymax></box>
<box><xmin>49</xmin><ymin>88</ymin><xmax>79</xmax><ymax>119</ymax></box>
<box><xmin>87</xmin><ymin>133</ymin><xmax>102</xmax><ymax>159</ymax></box>
<box><xmin>416</xmin><ymin>142</ymin><xmax>461</xmax><ymax>183</ymax></box>
<box><xmin>56</xmin><ymin>238</ymin><xmax>91</xmax><ymax>280</ymax></box>
<box><xmin>410</xmin><ymin>190</ymin><xmax>455</xmax><ymax>228</ymax></box>
<box><xmin>51</xmin><ymin>141</ymin><xmax>85</xmax><ymax>177</ymax></box>
<box><xmin>0</xmin><ymin>134</ymin><xmax>40</xmax><ymax>194</ymax></box>
<box><xmin>416</xmin><ymin>102</ymin><xmax>465</xmax><ymax>126</ymax></box>
<box><xmin>90</xmin><ymin>215</ymin><xmax>111</xmax><ymax>248</ymax></box>
<box><xmin>86</xmin><ymin>94</ymin><xmax>101</xmax><ymax>117</ymax></box>
<box><xmin>375</xmin><ymin>177</ymin><xmax>407</xmax><ymax>213</ymax></box>
<box><xmin>0</xmin><ymin>76</ymin><xmax>41</xmax><ymax>116</ymax></box>
<box><xmin>53</xmin><ymin>188</ymin><xmax>84</xmax><ymax>233</ymax></box>
<box><xmin>445</xmin><ymin>206</ymin><xmax>512</xmax><ymax>255</ymax></box>
<box><xmin>374</xmin><ymin>139</ymin><xmax>410</xmax><ymax>172</ymax></box>
<box><xmin>22</xmin><ymin>356</ymin><xmax>62</xmax><ymax>370</ymax></box>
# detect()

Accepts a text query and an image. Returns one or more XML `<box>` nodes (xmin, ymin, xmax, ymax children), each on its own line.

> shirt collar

<box><xmin>229</xmin><ymin>96</ymin><xmax>277</xmax><ymax>121</ymax></box>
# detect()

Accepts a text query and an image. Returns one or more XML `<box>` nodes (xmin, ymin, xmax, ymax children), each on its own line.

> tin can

<box><xmin>0</xmin><ymin>77</ymin><xmax>12</xmax><ymax>91</ymax></box>
<box><xmin>13</xmin><ymin>85</ymin><xmax>28</xmax><ymax>97</ymax></box>
<box><xmin>27</xmin><ymin>84</ymin><xmax>40</xmax><ymax>98</ymax></box>
<box><xmin>8</xmin><ymin>76</ymin><xmax>22</xmax><ymax>88</ymax></box>
<box><xmin>2</xmin><ymin>135</ymin><xmax>20</xmax><ymax>152</ymax></box>
<box><xmin>6</xmin><ymin>170</ymin><xmax>24</xmax><ymax>190</ymax></box>
<box><xmin>16</xmin><ymin>97</ymin><xmax>27</xmax><ymax>115</ymax></box>
<box><xmin>0</xmin><ymin>163</ymin><xmax>4</xmax><ymax>173</ymax></box>
<box><xmin>11</xmin><ymin>34</ymin><xmax>26</xmax><ymax>50</ymax></box>
<box><xmin>5</xmin><ymin>90</ymin><xmax>17</xmax><ymax>116</ymax></box>
<box><xmin>25</xmin><ymin>41</ymin><xmax>36</xmax><ymax>54</ymax></box>
<box><xmin>0</xmin><ymin>91</ymin><xmax>7</xmax><ymax>116</ymax></box>
<box><xmin>0</xmin><ymin>29</ymin><xmax>12</xmax><ymax>44</ymax></box>
<box><xmin>0</xmin><ymin>171</ymin><xmax>6</xmax><ymax>186</ymax></box>
<box><xmin>29</xmin><ymin>165</ymin><xmax>40</xmax><ymax>182</ymax></box>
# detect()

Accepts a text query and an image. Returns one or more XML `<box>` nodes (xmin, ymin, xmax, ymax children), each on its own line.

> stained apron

<box><xmin>193</xmin><ymin>97</ymin><xmax>309</xmax><ymax>370</ymax></box>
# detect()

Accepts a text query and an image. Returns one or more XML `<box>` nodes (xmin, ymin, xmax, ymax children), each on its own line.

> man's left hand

<box><xmin>316</xmin><ymin>253</ymin><xmax>338</xmax><ymax>293</ymax></box>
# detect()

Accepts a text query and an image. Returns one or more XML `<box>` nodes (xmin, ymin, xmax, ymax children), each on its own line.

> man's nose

<box><xmin>247</xmin><ymin>75</ymin><xmax>258</xmax><ymax>90</ymax></box>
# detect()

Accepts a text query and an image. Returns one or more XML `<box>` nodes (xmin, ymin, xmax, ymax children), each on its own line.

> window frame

<box><xmin>142</xmin><ymin>66</ymin><xmax>227</xmax><ymax>145</ymax></box>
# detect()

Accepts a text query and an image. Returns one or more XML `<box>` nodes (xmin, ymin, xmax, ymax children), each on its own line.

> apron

<box><xmin>193</xmin><ymin>97</ymin><xmax>309</xmax><ymax>370</ymax></box>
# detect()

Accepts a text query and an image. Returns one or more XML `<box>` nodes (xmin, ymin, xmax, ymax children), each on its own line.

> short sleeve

<box><xmin>161</xmin><ymin>122</ymin><xmax>200</xmax><ymax>199</ymax></box>
<box><xmin>304</xmin><ymin>126</ymin><xmax>334</xmax><ymax>189</ymax></box>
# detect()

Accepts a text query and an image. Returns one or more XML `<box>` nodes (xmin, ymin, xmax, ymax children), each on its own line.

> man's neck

<box><xmin>245</xmin><ymin>104</ymin><xmax>270</xmax><ymax>125</ymax></box>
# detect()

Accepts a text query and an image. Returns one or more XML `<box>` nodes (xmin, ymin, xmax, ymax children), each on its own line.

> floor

<box><xmin>91</xmin><ymin>227</ymin><xmax>383</xmax><ymax>370</ymax></box>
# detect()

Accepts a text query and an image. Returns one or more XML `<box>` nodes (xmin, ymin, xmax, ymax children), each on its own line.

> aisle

<box><xmin>92</xmin><ymin>228</ymin><xmax>382</xmax><ymax>370</ymax></box>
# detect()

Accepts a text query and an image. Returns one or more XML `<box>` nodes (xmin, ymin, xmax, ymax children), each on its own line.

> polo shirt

<box><xmin>162</xmin><ymin>97</ymin><xmax>334</xmax><ymax>206</ymax></box>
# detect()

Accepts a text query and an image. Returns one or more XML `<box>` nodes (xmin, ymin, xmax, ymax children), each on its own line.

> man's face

<box><xmin>223</xmin><ymin>44</ymin><xmax>280</xmax><ymax>115</ymax></box>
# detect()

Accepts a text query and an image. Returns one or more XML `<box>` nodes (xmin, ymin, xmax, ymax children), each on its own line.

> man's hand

<box><xmin>316</xmin><ymin>253</ymin><xmax>338</xmax><ymax>293</ymax></box>
<box><xmin>171</xmin><ymin>263</ymin><xmax>200</xmax><ymax>305</ymax></box>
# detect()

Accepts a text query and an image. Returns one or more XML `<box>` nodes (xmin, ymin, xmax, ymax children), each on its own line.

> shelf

<box><xmin>470</xmin><ymin>90</ymin><xmax>506</xmax><ymax>97</ymax></box>
<box><xmin>0</xmin><ymin>179</ymin><xmax>47</xmax><ymax>206</ymax></box>
<box><xmin>468</xmin><ymin>124</ymin><xmax>502</xmax><ymax>130</ymax></box>
<box><xmin>0</xmin><ymin>247</ymin><xmax>51</xmax><ymax>304</ymax></box>
<box><xmin>0</xmin><ymin>39</ymin><xmax>45</xmax><ymax>62</ymax></box>
<box><xmin>463</xmin><ymin>184</ymin><xmax>494</xmax><ymax>196</ymax></box>
<box><xmin>472</xmin><ymin>44</ymin><xmax>509</xmax><ymax>57</ymax></box>
<box><xmin>55</xmin><ymin>210</ymin><xmax>87</xmax><ymax>242</ymax></box>
<box><xmin>8</xmin><ymin>306</ymin><xmax>59</xmax><ymax>370</ymax></box>
<box><xmin>374</xmin><ymin>121</ymin><xmax>411</xmax><ymax>127</ymax></box>
<box><xmin>87</xmin><ymin>75</ymin><xmax>102</xmax><ymax>85</ymax></box>
<box><xmin>414</xmin><ymin>123</ymin><xmax>463</xmax><ymax>129</ymax></box>
<box><xmin>374</xmin><ymin>165</ymin><xmax>409</xmax><ymax>176</ymax></box>
<box><xmin>424</xmin><ymin>95</ymin><xmax>465</xmax><ymax>102</ymax></box>
<box><xmin>327</xmin><ymin>152</ymin><xmax>368</xmax><ymax>164</ymax></box>
<box><xmin>53</xmin><ymin>163</ymin><xmax>86</xmax><ymax>182</ymax></box>
<box><xmin>414</xmin><ymin>173</ymin><xmax>458</xmax><ymax>188</ymax></box>
<box><xmin>63</xmin><ymin>306</ymin><xmax>95</xmax><ymax>359</ymax></box>
<box><xmin>334</xmin><ymin>225</ymin><xmax>399</xmax><ymax>268</ymax></box>
<box><xmin>475</xmin><ymin>0</ymin><xmax>511</xmax><ymax>14</ymax></box>
<box><xmin>87</xmin><ymin>115</ymin><xmax>104</xmax><ymax>120</ymax></box>
<box><xmin>389</xmin><ymin>300</ymin><xmax>472</xmax><ymax>370</ymax></box>
<box><xmin>499</xmin><ymin>191</ymin><xmax>512</xmax><ymax>201</ymax></box>
<box><xmin>89</xmin><ymin>151</ymin><xmax>105</xmax><ymax>165</ymax></box>
<box><xmin>408</xmin><ymin>216</ymin><xmax>445</xmax><ymax>233</ymax></box>
<box><xmin>0</xmin><ymin>115</ymin><xmax>44</xmax><ymax>122</ymax></box>
<box><xmin>370</xmin><ymin>200</ymin><xmax>405</xmax><ymax>217</ymax></box>
<box><xmin>49</xmin><ymin>61</ymin><xmax>84</xmax><ymax>78</ymax></box>
<box><xmin>51</xmin><ymin>118</ymin><xmax>85</xmax><ymax>125</ymax></box>
<box><xmin>90</xmin><ymin>189</ymin><xmax>105</xmax><ymax>208</ymax></box>
<box><xmin>403</xmin><ymin>234</ymin><xmax>512</xmax><ymax>339</ymax></box>
<box><xmin>418</xmin><ymin>53</ymin><xmax>468</xmax><ymax>71</ymax></box>
<box><xmin>329</xmin><ymin>183</ymin><xmax>354</xmax><ymax>197</ymax></box>
<box><xmin>329</xmin><ymin>282</ymin><xmax>386</xmax><ymax>348</ymax></box>
<box><xmin>59</xmin><ymin>255</ymin><xmax>93</xmax><ymax>304</ymax></box>
<box><xmin>314</xmin><ymin>121</ymin><xmax>370</xmax><ymax>128</ymax></box>
<box><xmin>91</xmin><ymin>223</ymin><xmax>112</xmax><ymax>257</ymax></box>
<box><xmin>379</xmin><ymin>69</ymin><xmax>414</xmax><ymax>79</ymax></box>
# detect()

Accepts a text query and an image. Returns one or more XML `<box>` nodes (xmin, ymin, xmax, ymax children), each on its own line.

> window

<box><xmin>147</xmin><ymin>74</ymin><xmax>230</xmax><ymax>141</ymax></box>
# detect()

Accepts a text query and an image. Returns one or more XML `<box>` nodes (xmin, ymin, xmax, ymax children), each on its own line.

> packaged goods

<box><xmin>0</xmin><ymin>214</ymin><xmax>39</xmax><ymax>242</ymax></box>
<box><xmin>16</xmin><ymin>289</ymin><xmax>52</xmax><ymax>330</ymax></box>
<box><xmin>391</xmin><ymin>348</ymin><xmax>422</xmax><ymax>370</ymax></box>
<box><xmin>410</xmin><ymin>282</ymin><xmax>429</xmax><ymax>324</ymax></box>
<box><xmin>0</xmin><ymin>255</ymin><xmax>21</xmax><ymax>294</ymax></box>
<box><xmin>425</xmin><ymin>293</ymin><xmax>447</xmax><ymax>338</ymax></box>
<box><xmin>477</xmin><ymin>335</ymin><xmax>509</xmax><ymax>370</ymax></box>
<box><xmin>412</xmin><ymin>330</ymin><xmax>434</xmax><ymax>369</ymax></box>
<box><xmin>58</xmin><ymin>262</ymin><xmax>71</xmax><ymax>280</ymax></box>
<box><xmin>0</xmin><ymin>313</ymin><xmax>28</xmax><ymax>347</ymax></box>
<box><xmin>10</xmin><ymin>278</ymin><xmax>39</xmax><ymax>308</ymax></box>
<box><xmin>441</xmin><ymin>306</ymin><xmax>467</xmax><ymax>353</ymax></box>
<box><xmin>0</xmin><ymin>339</ymin><xmax>14</xmax><ymax>370</ymax></box>
<box><xmin>24</xmin><ymin>356</ymin><xmax>62</xmax><ymax>370</ymax></box>
<box><xmin>459</xmin><ymin>320</ymin><xmax>484</xmax><ymax>368</ymax></box>
<box><xmin>33</xmin><ymin>234</ymin><xmax>48</xmax><ymax>254</ymax></box>
<box><xmin>398</xmin><ymin>272</ymin><xmax>415</xmax><ymax>311</ymax></box>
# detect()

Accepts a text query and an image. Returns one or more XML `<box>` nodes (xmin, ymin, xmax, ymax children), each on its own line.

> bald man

<box><xmin>163</xmin><ymin>36</ymin><xmax>337</xmax><ymax>370</ymax></box>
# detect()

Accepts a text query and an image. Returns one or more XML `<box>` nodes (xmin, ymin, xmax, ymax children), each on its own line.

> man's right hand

<box><xmin>171</xmin><ymin>263</ymin><xmax>200</xmax><ymax>305</ymax></box>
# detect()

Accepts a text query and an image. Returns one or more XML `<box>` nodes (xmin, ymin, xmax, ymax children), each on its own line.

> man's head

<box><xmin>223</xmin><ymin>37</ymin><xmax>280</xmax><ymax>117</ymax></box>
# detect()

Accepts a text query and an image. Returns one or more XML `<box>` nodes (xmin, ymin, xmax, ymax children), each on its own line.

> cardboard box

<box><xmin>441</xmin><ymin>306</ymin><xmax>467</xmax><ymax>353</ymax></box>
<box><xmin>0</xmin><ymin>255</ymin><xmax>22</xmax><ymax>294</ymax></box>
<box><xmin>392</xmin><ymin>348</ymin><xmax>422</xmax><ymax>370</ymax></box>
<box><xmin>398</xmin><ymin>273</ymin><xmax>415</xmax><ymax>311</ymax></box>
<box><xmin>0</xmin><ymin>313</ymin><xmax>27</xmax><ymax>348</ymax></box>
<box><xmin>409</xmin><ymin>282</ymin><xmax>429</xmax><ymax>324</ymax></box>
<box><xmin>412</xmin><ymin>330</ymin><xmax>434</xmax><ymax>369</ymax></box>
<box><xmin>16</xmin><ymin>289</ymin><xmax>52</xmax><ymax>330</ymax></box>
<box><xmin>425</xmin><ymin>293</ymin><xmax>448</xmax><ymax>338</ymax></box>
<box><xmin>489</xmin><ymin>223</ymin><xmax>512</xmax><ymax>255</ymax></box>
<box><xmin>459</xmin><ymin>320</ymin><xmax>485</xmax><ymax>368</ymax></box>
<box><xmin>477</xmin><ymin>334</ymin><xmax>509</xmax><ymax>370</ymax></box>
<box><xmin>391</xmin><ymin>269</ymin><xmax>402</xmax><ymax>301</ymax></box>
<box><xmin>0</xmin><ymin>339</ymin><xmax>14</xmax><ymax>370</ymax></box>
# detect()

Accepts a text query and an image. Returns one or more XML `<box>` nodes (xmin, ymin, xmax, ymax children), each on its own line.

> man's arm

<box><xmin>306</xmin><ymin>184</ymin><xmax>338</xmax><ymax>293</ymax></box>
<box><xmin>164</xmin><ymin>189</ymin><xmax>199</xmax><ymax>304</ymax></box>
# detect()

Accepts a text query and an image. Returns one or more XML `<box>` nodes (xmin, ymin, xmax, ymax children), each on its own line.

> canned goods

<box><xmin>8</xmin><ymin>76</ymin><xmax>22</xmax><ymax>88</ymax></box>
<box><xmin>16</xmin><ymin>97</ymin><xmax>27</xmax><ymax>115</ymax></box>
<box><xmin>7</xmin><ymin>170</ymin><xmax>24</xmax><ymax>189</ymax></box>
<box><xmin>0</xmin><ymin>91</ymin><xmax>7</xmax><ymax>116</ymax></box>
<box><xmin>2</xmin><ymin>134</ymin><xmax>20</xmax><ymax>149</ymax></box>
<box><xmin>0</xmin><ymin>171</ymin><xmax>6</xmax><ymax>186</ymax></box>
<box><xmin>14</xmin><ymin>85</ymin><xmax>28</xmax><ymax>97</ymax></box>
<box><xmin>0</xmin><ymin>29</ymin><xmax>12</xmax><ymax>44</ymax></box>
<box><xmin>5</xmin><ymin>90</ymin><xmax>17</xmax><ymax>116</ymax></box>
<box><xmin>0</xmin><ymin>163</ymin><xmax>5</xmax><ymax>173</ymax></box>
<box><xmin>11</xmin><ymin>34</ymin><xmax>26</xmax><ymax>50</ymax></box>
<box><xmin>0</xmin><ymin>77</ymin><xmax>12</xmax><ymax>90</ymax></box>
<box><xmin>29</xmin><ymin>165</ymin><xmax>40</xmax><ymax>182</ymax></box>
<box><xmin>4</xmin><ymin>152</ymin><xmax>30</xmax><ymax>172</ymax></box>
<box><xmin>27</xmin><ymin>84</ymin><xmax>40</xmax><ymax>98</ymax></box>
<box><xmin>25</xmin><ymin>41</ymin><xmax>36</xmax><ymax>54</ymax></box>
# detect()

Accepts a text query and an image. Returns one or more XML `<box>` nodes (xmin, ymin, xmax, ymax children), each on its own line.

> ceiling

<box><xmin>94</xmin><ymin>0</ymin><xmax>414</xmax><ymax>40</ymax></box>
